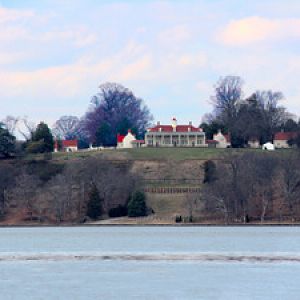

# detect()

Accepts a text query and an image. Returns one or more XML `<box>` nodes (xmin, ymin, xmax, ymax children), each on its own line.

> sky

<box><xmin>1</xmin><ymin>0</ymin><xmax>300</xmax><ymax>128</ymax></box>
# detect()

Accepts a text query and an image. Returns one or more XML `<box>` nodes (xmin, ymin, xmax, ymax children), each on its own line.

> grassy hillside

<box><xmin>120</xmin><ymin>147</ymin><xmax>227</xmax><ymax>160</ymax></box>
<box><xmin>45</xmin><ymin>147</ymin><xmax>232</xmax><ymax>162</ymax></box>
<box><xmin>24</xmin><ymin>146</ymin><xmax>296</xmax><ymax>163</ymax></box>
<box><xmin>2</xmin><ymin>147</ymin><xmax>297</xmax><ymax>225</ymax></box>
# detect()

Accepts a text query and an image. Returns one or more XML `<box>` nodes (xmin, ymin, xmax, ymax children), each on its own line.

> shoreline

<box><xmin>1</xmin><ymin>222</ymin><xmax>300</xmax><ymax>228</ymax></box>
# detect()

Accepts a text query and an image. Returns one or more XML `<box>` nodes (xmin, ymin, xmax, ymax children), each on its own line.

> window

<box><xmin>197</xmin><ymin>136</ymin><xmax>203</xmax><ymax>145</ymax></box>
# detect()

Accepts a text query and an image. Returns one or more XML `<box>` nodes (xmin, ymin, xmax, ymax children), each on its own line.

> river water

<box><xmin>0</xmin><ymin>226</ymin><xmax>300</xmax><ymax>299</ymax></box>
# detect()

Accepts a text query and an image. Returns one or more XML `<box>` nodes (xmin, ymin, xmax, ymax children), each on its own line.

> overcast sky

<box><xmin>1</xmin><ymin>0</ymin><xmax>300</xmax><ymax>127</ymax></box>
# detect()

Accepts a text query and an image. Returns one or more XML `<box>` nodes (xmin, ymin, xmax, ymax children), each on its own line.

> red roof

<box><xmin>206</xmin><ymin>140</ymin><xmax>218</xmax><ymax>144</ymax></box>
<box><xmin>62</xmin><ymin>140</ymin><xmax>78</xmax><ymax>147</ymax></box>
<box><xmin>117</xmin><ymin>134</ymin><xmax>126</xmax><ymax>143</ymax></box>
<box><xmin>148</xmin><ymin>125</ymin><xmax>202</xmax><ymax>133</ymax></box>
<box><xmin>274</xmin><ymin>132</ymin><xmax>298</xmax><ymax>141</ymax></box>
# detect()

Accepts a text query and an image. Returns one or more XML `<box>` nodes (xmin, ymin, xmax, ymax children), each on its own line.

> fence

<box><xmin>144</xmin><ymin>187</ymin><xmax>201</xmax><ymax>194</ymax></box>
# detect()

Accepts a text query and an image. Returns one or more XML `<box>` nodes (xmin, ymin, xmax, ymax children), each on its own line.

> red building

<box><xmin>54</xmin><ymin>140</ymin><xmax>78</xmax><ymax>152</ymax></box>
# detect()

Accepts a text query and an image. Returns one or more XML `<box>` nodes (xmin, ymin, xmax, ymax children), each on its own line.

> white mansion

<box><xmin>145</xmin><ymin>118</ymin><xmax>206</xmax><ymax>147</ymax></box>
<box><xmin>116</xmin><ymin>118</ymin><xmax>298</xmax><ymax>150</ymax></box>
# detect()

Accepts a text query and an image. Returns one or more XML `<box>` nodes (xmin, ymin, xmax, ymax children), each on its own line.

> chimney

<box><xmin>189</xmin><ymin>121</ymin><xmax>192</xmax><ymax>126</ymax></box>
<box><xmin>172</xmin><ymin>117</ymin><xmax>177</xmax><ymax>132</ymax></box>
<box><xmin>157</xmin><ymin>121</ymin><xmax>160</xmax><ymax>126</ymax></box>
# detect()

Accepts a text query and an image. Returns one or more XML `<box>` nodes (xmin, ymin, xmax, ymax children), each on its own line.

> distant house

<box><xmin>274</xmin><ymin>132</ymin><xmax>298</xmax><ymax>149</ymax></box>
<box><xmin>145</xmin><ymin>118</ymin><xmax>206</xmax><ymax>147</ymax></box>
<box><xmin>212</xmin><ymin>130</ymin><xmax>231</xmax><ymax>148</ymax></box>
<box><xmin>54</xmin><ymin>140</ymin><xmax>78</xmax><ymax>152</ymax></box>
<box><xmin>117</xmin><ymin>130</ymin><xmax>144</xmax><ymax>149</ymax></box>
<box><xmin>248</xmin><ymin>137</ymin><xmax>260</xmax><ymax>149</ymax></box>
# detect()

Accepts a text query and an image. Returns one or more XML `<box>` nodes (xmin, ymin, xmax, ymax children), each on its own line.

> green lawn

<box><xmin>24</xmin><ymin>147</ymin><xmax>297</xmax><ymax>162</ymax></box>
<box><xmin>48</xmin><ymin>147</ymin><xmax>229</xmax><ymax>161</ymax></box>
<box><xmin>118</xmin><ymin>147</ymin><xmax>228</xmax><ymax>160</ymax></box>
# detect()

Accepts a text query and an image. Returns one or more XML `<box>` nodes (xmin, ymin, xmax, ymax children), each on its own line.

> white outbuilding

<box><xmin>262</xmin><ymin>142</ymin><xmax>275</xmax><ymax>151</ymax></box>
<box><xmin>117</xmin><ymin>130</ymin><xmax>144</xmax><ymax>149</ymax></box>
<box><xmin>212</xmin><ymin>130</ymin><xmax>231</xmax><ymax>148</ymax></box>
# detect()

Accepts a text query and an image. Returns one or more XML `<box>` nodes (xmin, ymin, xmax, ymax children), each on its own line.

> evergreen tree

<box><xmin>203</xmin><ymin>160</ymin><xmax>217</xmax><ymax>184</ymax></box>
<box><xmin>200</xmin><ymin>122</ymin><xmax>227</xmax><ymax>140</ymax></box>
<box><xmin>127</xmin><ymin>191</ymin><xmax>147</xmax><ymax>217</ymax></box>
<box><xmin>87</xmin><ymin>184</ymin><xmax>103</xmax><ymax>219</ymax></box>
<box><xmin>283</xmin><ymin>119</ymin><xmax>298</xmax><ymax>132</ymax></box>
<box><xmin>95</xmin><ymin>122</ymin><xmax>114</xmax><ymax>146</ymax></box>
<box><xmin>30</xmin><ymin>122</ymin><xmax>54</xmax><ymax>153</ymax></box>
<box><xmin>0</xmin><ymin>123</ymin><xmax>16</xmax><ymax>158</ymax></box>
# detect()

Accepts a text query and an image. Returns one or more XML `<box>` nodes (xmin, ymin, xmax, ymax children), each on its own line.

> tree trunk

<box><xmin>261</xmin><ymin>196</ymin><xmax>268</xmax><ymax>224</ymax></box>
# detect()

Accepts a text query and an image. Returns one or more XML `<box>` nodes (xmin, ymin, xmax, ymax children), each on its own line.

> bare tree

<box><xmin>202</xmin><ymin>152</ymin><xmax>281</xmax><ymax>223</ymax></box>
<box><xmin>185</xmin><ymin>192</ymin><xmax>201</xmax><ymax>222</ymax></box>
<box><xmin>249</xmin><ymin>154</ymin><xmax>279</xmax><ymax>223</ymax></box>
<box><xmin>255</xmin><ymin>90</ymin><xmax>286</xmax><ymax>140</ymax></box>
<box><xmin>57</xmin><ymin>157</ymin><xmax>138</xmax><ymax>219</ymax></box>
<box><xmin>47</xmin><ymin>174</ymin><xmax>69</xmax><ymax>223</ymax></box>
<box><xmin>60</xmin><ymin>161</ymin><xmax>86</xmax><ymax>220</ymax></box>
<box><xmin>83</xmin><ymin>157</ymin><xmax>137</xmax><ymax>212</ymax></box>
<box><xmin>202</xmin><ymin>163</ymin><xmax>235</xmax><ymax>224</ymax></box>
<box><xmin>18</xmin><ymin>117</ymin><xmax>36</xmax><ymax>141</ymax></box>
<box><xmin>1</xmin><ymin>116</ymin><xmax>19</xmax><ymax>136</ymax></box>
<box><xmin>11</xmin><ymin>171</ymin><xmax>40</xmax><ymax>220</ymax></box>
<box><xmin>0</xmin><ymin>164</ymin><xmax>15</xmax><ymax>216</ymax></box>
<box><xmin>84</xmin><ymin>82</ymin><xmax>153</xmax><ymax>145</ymax></box>
<box><xmin>52</xmin><ymin>116</ymin><xmax>80</xmax><ymax>139</ymax></box>
<box><xmin>210</xmin><ymin>76</ymin><xmax>244</xmax><ymax>128</ymax></box>
<box><xmin>280</xmin><ymin>155</ymin><xmax>300</xmax><ymax>221</ymax></box>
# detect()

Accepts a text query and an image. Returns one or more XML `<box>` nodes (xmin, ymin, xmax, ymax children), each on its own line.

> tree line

<box><xmin>0</xmin><ymin>82</ymin><xmax>153</xmax><ymax>157</ymax></box>
<box><xmin>201</xmin><ymin>76</ymin><xmax>300</xmax><ymax>147</ymax></box>
<box><xmin>0</xmin><ymin>157</ymin><xmax>148</xmax><ymax>223</ymax></box>
<box><xmin>51</xmin><ymin>82</ymin><xmax>153</xmax><ymax>147</ymax></box>
<box><xmin>201</xmin><ymin>151</ymin><xmax>300</xmax><ymax>223</ymax></box>
<box><xmin>1</xmin><ymin>77</ymin><xmax>300</xmax><ymax>157</ymax></box>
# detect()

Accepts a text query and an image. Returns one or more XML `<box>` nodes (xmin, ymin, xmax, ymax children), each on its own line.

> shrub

<box><xmin>127</xmin><ymin>191</ymin><xmax>147</xmax><ymax>217</ymax></box>
<box><xmin>175</xmin><ymin>215</ymin><xmax>182</xmax><ymax>223</ymax></box>
<box><xmin>108</xmin><ymin>205</ymin><xmax>128</xmax><ymax>218</ymax></box>
<box><xmin>26</xmin><ymin>140</ymin><xmax>45</xmax><ymax>154</ymax></box>
<box><xmin>87</xmin><ymin>184</ymin><xmax>103</xmax><ymax>219</ymax></box>
<box><xmin>26</xmin><ymin>161</ymin><xmax>64</xmax><ymax>182</ymax></box>
<box><xmin>203</xmin><ymin>160</ymin><xmax>217</xmax><ymax>184</ymax></box>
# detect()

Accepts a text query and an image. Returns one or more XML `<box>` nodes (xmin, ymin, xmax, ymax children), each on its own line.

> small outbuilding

<box><xmin>248</xmin><ymin>137</ymin><xmax>260</xmax><ymax>149</ymax></box>
<box><xmin>262</xmin><ymin>142</ymin><xmax>275</xmax><ymax>151</ymax></box>
<box><xmin>117</xmin><ymin>130</ymin><xmax>144</xmax><ymax>149</ymax></box>
<box><xmin>54</xmin><ymin>140</ymin><xmax>78</xmax><ymax>152</ymax></box>
<box><xmin>212</xmin><ymin>130</ymin><xmax>231</xmax><ymax>148</ymax></box>
<box><xmin>274</xmin><ymin>132</ymin><xmax>297</xmax><ymax>149</ymax></box>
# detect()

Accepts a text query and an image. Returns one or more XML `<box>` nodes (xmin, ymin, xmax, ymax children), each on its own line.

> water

<box><xmin>1</xmin><ymin>226</ymin><xmax>300</xmax><ymax>299</ymax></box>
